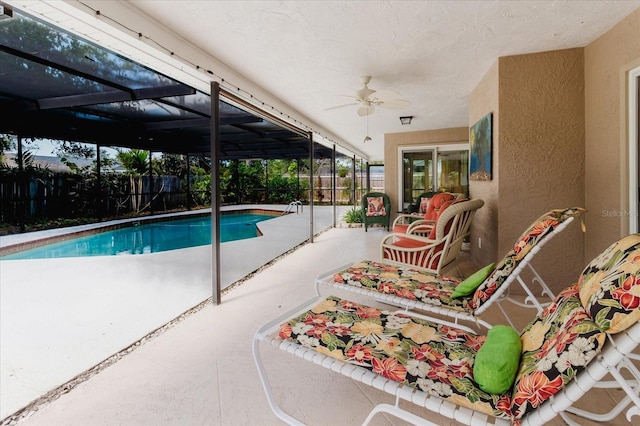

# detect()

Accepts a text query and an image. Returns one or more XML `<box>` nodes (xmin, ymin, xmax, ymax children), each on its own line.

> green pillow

<box><xmin>450</xmin><ymin>262</ymin><xmax>494</xmax><ymax>298</ymax></box>
<box><xmin>473</xmin><ymin>325</ymin><xmax>522</xmax><ymax>394</ymax></box>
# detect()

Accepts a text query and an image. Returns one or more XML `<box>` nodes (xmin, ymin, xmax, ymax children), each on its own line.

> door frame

<box><xmin>628</xmin><ymin>65</ymin><xmax>640</xmax><ymax>233</ymax></box>
<box><xmin>397</xmin><ymin>143</ymin><xmax>468</xmax><ymax>212</ymax></box>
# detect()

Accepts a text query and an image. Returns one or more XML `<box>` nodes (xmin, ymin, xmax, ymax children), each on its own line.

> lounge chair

<box><xmin>317</xmin><ymin>207</ymin><xmax>585</xmax><ymax>330</ymax></box>
<box><xmin>253</xmin><ymin>233</ymin><xmax>640</xmax><ymax>425</ymax></box>
<box><xmin>381</xmin><ymin>198</ymin><xmax>484</xmax><ymax>275</ymax></box>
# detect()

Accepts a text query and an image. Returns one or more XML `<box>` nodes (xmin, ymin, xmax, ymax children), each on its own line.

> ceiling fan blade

<box><xmin>324</xmin><ymin>102</ymin><xmax>358</xmax><ymax>111</ymax></box>
<box><xmin>357</xmin><ymin>104</ymin><xmax>375</xmax><ymax>116</ymax></box>
<box><xmin>378</xmin><ymin>99</ymin><xmax>411</xmax><ymax>110</ymax></box>
<box><xmin>369</xmin><ymin>89</ymin><xmax>401</xmax><ymax>101</ymax></box>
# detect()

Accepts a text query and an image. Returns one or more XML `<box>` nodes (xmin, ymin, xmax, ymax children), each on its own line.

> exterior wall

<box><xmin>584</xmin><ymin>8</ymin><xmax>640</xmax><ymax>260</ymax></box>
<box><xmin>383</xmin><ymin>127</ymin><xmax>469</xmax><ymax>222</ymax></box>
<box><xmin>468</xmin><ymin>60</ymin><xmax>500</xmax><ymax>267</ymax></box>
<box><xmin>495</xmin><ymin>48</ymin><xmax>586</xmax><ymax>292</ymax></box>
<box><xmin>387</xmin><ymin>49</ymin><xmax>586</xmax><ymax>293</ymax></box>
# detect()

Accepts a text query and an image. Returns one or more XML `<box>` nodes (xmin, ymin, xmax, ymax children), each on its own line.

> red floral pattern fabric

<box><xmin>280</xmin><ymin>288</ymin><xmax>611</xmax><ymax>422</ymax></box>
<box><xmin>509</xmin><ymin>285</ymin><xmax>606</xmax><ymax>419</ymax></box>
<box><xmin>331</xmin><ymin>260</ymin><xmax>469</xmax><ymax>311</ymax></box>
<box><xmin>276</xmin><ymin>232</ymin><xmax>640</xmax><ymax>424</ymax></box>
<box><xmin>279</xmin><ymin>296</ymin><xmax>512</xmax><ymax>419</ymax></box>
<box><xmin>470</xmin><ymin>208</ymin><xmax>585</xmax><ymax>311</ymax></box>
<box><xmin>577</xmin><ymin>234</ymin><xmax>640</xmax><ymax>334</ymax></box>
<box><xmin>334</xmin><ymin>209</ymin><xmax>585</xmax><ymax>315</ymax></box>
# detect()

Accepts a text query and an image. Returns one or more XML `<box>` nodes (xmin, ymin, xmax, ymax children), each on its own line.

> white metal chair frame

<box><xmin>253</xmin><ymin>295</ymin><xmax>640</xmax><ymax>426</ymax></box>
<box><xmin>316</xmin><ymin>214</ymin><xmax>576</xmax><ymax>331</ymax></box>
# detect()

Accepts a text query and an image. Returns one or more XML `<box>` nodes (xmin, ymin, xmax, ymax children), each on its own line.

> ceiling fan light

<box><xmin>400</xmin><ymin>116</ymin><xmax>413</xmax><ymax>125</ymax></box>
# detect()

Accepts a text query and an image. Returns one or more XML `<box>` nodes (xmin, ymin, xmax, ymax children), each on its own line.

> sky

<box><xmin>9</xmin><ymin>138</ymin><xmax>119</xmax><ymax>159</ymax></box>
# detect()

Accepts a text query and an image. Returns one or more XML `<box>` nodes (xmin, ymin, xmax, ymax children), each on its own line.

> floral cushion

<box><xmin>366</xmin><ymin>196</ymin><xmax>386</xmax><ymax>217</ymax></box>
<box><xmin>279</xmin><ymin>295</ymin><xmax>512</xmax><ymax>419</ymax></box>
<box><xmin>577</xmin><ymin>234</ymin><xmax>640</xmax><ymax>334</ymax></box>
<box><xmin>509</xmin><ymin>285</ymin><xmax>606</xmax><ymax>419</ymax></box>
<box><xmin>331</xmin><ymin>260</ymin><xmax>471</xmax><ymax>312</ymax></box>
<box><xmin>470</xmin><ymin>207</ymin><xmax>585</xmax><ymax>311</ymax></box>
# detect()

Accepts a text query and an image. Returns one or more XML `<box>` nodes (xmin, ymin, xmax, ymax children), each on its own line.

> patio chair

<box><xmin>317</xmin><ymin>207</ymin><xmax>585</xmax><ymax>330</ymax></box>
<box><xmin>253</xmin><ymin>233</ymin><xmax>640</xmax><ymax>426</ymax></box>
<box><xmin>406</xmin><ymin>191</ymin><xmax>438</xmax><ymax>214</ymax></box>
<box><xmin>362</xmin><ymin>192</ymin><xmax>391</xmax><ymax>231</ymax></box>
<box><xmin>381</xmin><ymin>198</ymin><xmax>484</xmax><ymax>276</ymax></box>
<box><xmin>392</xmin><ymin>192</ymin><xmax>457</xmax><ymax>236</ymax></box>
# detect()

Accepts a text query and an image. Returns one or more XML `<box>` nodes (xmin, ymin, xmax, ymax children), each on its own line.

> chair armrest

<box><xmin>406</xmin><ymin>219</ymin><xmax>436</xmax><ymax>236</ymax></box>
<box><xmin>391</xmin><ymin>213</ymin><xmax>424</xmax><ymax>228</ymax></box>
<box><xmin>380</xmin><ymin>233</ymin><xmax>443</xmax><ymax>250</ymax></box>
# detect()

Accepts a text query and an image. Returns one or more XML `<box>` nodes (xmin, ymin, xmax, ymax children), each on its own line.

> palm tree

<box><xmin>116</xmin><ymin>149</ymin><xmax>148</xmax><ymax>213</ymax></box>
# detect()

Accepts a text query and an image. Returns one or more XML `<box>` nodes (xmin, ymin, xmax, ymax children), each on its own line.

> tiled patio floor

<box><xmin>1</xmin><ymin>217</ymin><xmax>637</xmax><ymax>425</ymax></box>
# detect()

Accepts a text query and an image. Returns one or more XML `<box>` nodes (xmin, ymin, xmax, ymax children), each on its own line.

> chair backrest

<box><xmin>361</xmin><ymin>192</ymin><xmax>390</xmax><ymax>217</ymax></box>
<box><xmin>422</xmin><ymin>192</ymin><xmax>456</xmax><ymax>221</ymax></box>
<box><xmin>512</xmin><ymin>233</ymin><xmax>640</xmax><ymax>422</ymax></box>
<box><xmin>429</xmin><ymin>198</ymin><xmax>484</xmax><ymax>272</ymax></box>
<box><xmin>410</xmin><ymin>191</ymin><xmax>438</xmax><ymax>214</ymax></box>
<box><xmin>470</xmin><ymin>207</ymin><xmax>586</xmax><ymax>312</ymax></box>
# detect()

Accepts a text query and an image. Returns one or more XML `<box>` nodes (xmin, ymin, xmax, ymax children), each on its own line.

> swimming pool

<box><xmin>1</xmin><ymin>211</ymin><xmax>279</xmax><ymax>260</ymax></box>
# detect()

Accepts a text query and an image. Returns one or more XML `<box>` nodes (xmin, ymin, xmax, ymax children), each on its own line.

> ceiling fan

<box><xmin>325</xmin><ymin>76</ymin><xmax>410</xmax><ymax>116</ymax></box>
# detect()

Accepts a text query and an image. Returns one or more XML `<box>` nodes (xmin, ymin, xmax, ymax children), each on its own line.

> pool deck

<box><xmin>0</xmin><ymin>204</ymin><xmax>348</xmax><ymax>422</ymax></box>
<box><xmin>1</xmin><ymin>206</ymin><xmax>633</xmax><ymax>426</ymax></box>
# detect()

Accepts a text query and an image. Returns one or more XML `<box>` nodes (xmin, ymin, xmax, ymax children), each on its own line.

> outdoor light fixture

<box><xmin>400</xmin><ymin>116</ymin><xmax>413</xmax><ymax>125</ymax></box>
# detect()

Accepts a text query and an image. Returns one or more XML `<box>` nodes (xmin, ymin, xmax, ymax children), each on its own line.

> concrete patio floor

<box><xmin>0</xmin><ymin>205</ymin><xmax>344</xmax><ymax>420</ymax></box>
<box><xmin>1</xmin><ymin>209</ymin><xmax>637</xmax><ymax>426</ymax></box>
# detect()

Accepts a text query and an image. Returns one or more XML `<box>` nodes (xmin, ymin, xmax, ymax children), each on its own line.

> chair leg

<box><xmin>252</xmin><ymin>334</ymin><xmax>305</xmax><ymax>425</ymax></box>
<box><xmin>362</xmin><ymin>401</ymin><xmax>439</xmax><ymax>426</ymax></box>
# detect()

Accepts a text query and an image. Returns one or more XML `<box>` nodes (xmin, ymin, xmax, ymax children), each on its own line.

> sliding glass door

<box><xmin>400</xmin><ymin>144</ymin><xmax>469</xmax><ymax>212</ymax></box>
<box><xmin>402</xmin><ymin>151</ymin><xmax>434</xmax><ymax>210</ymax></box>
<box><xmin>437</xmin><ymin>150</ymin><xmax>469</xmax><ymax>195</ymax></box>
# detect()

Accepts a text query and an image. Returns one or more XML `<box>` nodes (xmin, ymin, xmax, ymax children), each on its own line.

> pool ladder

<box><xmin>283</xmin><ymin>200</ymin><xmax>303</xmax><ymax>215</ymax></box>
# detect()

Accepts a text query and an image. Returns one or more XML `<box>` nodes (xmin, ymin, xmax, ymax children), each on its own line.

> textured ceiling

<box><xmin>10</xmin><ymin>0</ymin><xmax>640</xmax><ymax>161</ymax></box>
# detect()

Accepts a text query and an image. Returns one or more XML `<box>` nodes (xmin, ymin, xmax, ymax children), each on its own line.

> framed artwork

<box><xmin>469</xmin><ymin>112</ymin><xmax>492</xmax><ymax>181</ymax></box>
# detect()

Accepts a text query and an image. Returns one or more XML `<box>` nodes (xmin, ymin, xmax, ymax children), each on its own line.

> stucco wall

<box><xmin>584</xmin><ymin>8</ymin><xmax>640</xmax><ymax>260</ymax></box>
<box><xmin>468</xmin><ymin>61</ymin><xmax>499</xmax><ymax>267</ymax></box>
<box><xmin>383</xmin><ymin>127</ymin><xmax>468</xmax><ymax>221</ymax></box>
<box><xmin>498</xmin><ymin>48</ymin><xmax>586</xmax><ymax>291</ymax></box>
<box><xmin>466</xmin><ymin>48</ymin><xmax>586</xmax><ymax>293</ymax></box>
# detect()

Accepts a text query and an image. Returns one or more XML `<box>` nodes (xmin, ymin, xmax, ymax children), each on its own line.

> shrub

<box><xmin>342</xmin><ymin>207</ymin><xmax>364</xmax><ymax>223</ymax></box>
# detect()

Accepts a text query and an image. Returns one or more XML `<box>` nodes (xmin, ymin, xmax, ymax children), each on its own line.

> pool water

<box><xmin>1</xmin><ymin>212</ymin><xmax>277</xmax><ymax>260</ymax></box>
